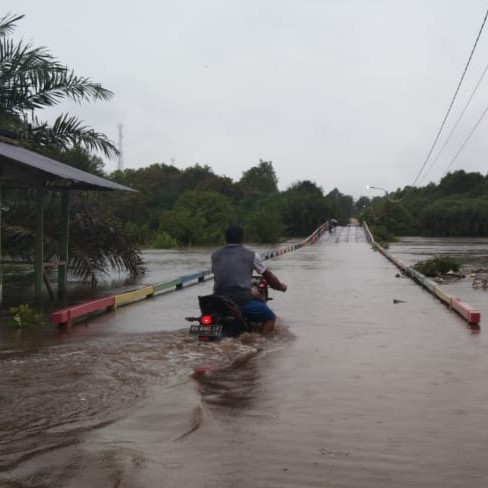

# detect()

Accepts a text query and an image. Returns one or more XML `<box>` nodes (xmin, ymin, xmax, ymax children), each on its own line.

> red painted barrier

<box><xmin>51</xmin><ymin>308</ymin><xmax>69</xmax><ymax>324</ymax></box>
<box><xmin>52</xmin><ymin>296</ymin><xmax>115</xmax><ymax>326</ymax></box>
<box><xmin>451</xmin><ymin>298</ymin><xmax>481</xmax><ymax>325</ymax></box>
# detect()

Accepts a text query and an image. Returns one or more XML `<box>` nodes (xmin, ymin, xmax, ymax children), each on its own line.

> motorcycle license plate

<box><xmin>189</xmin><ymin>324</ymin><xmax>223</xmax><ymax>337</ymax></box>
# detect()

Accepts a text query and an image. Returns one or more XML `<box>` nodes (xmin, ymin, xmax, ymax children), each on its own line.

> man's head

<box><xmin>225</xmin><ymin>224</ymin><xmax>244</xmax><ymax>244</ymax></box>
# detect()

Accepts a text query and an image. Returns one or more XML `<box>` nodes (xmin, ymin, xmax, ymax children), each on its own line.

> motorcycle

<box><xmin>186</xmin><ymin>276</ymin><xmax>270</xmax><ymax>341</ymax></box>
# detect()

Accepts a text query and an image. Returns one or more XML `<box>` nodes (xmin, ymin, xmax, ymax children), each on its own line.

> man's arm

<box><xmin>253</xmin><ymin>252</ymin><xmax>287</xmax><ymax>291</ymax></box>
<box><xmin>262</xmin><ymin>269</ymin><xmax>287</xmax><ymax>292</ymax></box>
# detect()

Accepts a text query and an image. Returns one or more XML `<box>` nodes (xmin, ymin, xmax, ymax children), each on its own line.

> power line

<box><xmin>411</xmin><ymin>4</ymin><xmax>488</xmax><ymax>187</ymax></box>
<box><xmin>442</xmin><ymin>100</ymin><xmax>488</xmax><ymax>175</ymax></box>
<box><xmin>418</xmin><ymin>58</ymin><xmax>488</xmax><ymax>184</ymax></box>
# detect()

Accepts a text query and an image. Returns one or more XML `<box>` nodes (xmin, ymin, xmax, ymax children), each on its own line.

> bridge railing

<box><xmin>363</xmin><ymin>222</ymin><xmax>480</xmax><ymax>326</ymax></box>
<box><xmin>51</xmin><ymin>221</ymin><xmax>331</xmax><ymax>327</ymax></box>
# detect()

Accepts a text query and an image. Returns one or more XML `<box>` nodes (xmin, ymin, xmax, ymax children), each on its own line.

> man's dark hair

<box><xmin>225</xmin><ymin>225</ymin><xmax>244</xmax><ymax>244</ymax></box>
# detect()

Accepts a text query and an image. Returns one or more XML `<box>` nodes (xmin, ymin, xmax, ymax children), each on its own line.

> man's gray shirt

<box><xmin>211</xmin><ymin>244</ymin><xmax>266</xmax><ymax>305</ymax></box>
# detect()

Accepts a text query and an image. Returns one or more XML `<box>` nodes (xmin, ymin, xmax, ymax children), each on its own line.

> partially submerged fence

<box><xmin>51</xmin><ymin>221</ymin><xmax>330</xmax><ymax>327</ymax></box>
<box><xmin>363</xmin><ymin>222</ymin><xmax>480</xmax><ymax>326</ymax></box>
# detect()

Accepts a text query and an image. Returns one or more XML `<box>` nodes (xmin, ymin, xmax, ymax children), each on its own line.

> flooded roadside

<box><xmin>0</xmin><ymin>327</ymin><xmax>285</xmax><ymax>486</ymax></box>
<box><xmin>389</xmin><ymin>236</ymin><xmax>488</xmax><ymax>319</ymax></box>
<box><xmin>2</xmin><ymin>228</ymin><xmax>488</xmax><ymax>487</ymax></box>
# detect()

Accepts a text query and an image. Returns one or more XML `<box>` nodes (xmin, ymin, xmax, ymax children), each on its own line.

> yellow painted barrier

<box><xmin>114</xmin><ymin>285</ymin><xmax>155</xmax><ymax>308</ymax></box>
<box><xmin>433</xmin><ymin>286</ymin><xmax>452</xmax><ymax>306</ymax></box>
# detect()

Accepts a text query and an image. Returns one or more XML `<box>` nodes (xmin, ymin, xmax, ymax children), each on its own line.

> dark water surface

<box><xmin>2</xmin><ymin>227</ymin><xmax>488</xmax><ymax>487</ymax></box>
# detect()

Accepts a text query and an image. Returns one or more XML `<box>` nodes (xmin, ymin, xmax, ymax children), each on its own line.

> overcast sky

<box><xmin>5</xmin><ymin>1</ymin><xmax>488</xmax><ymax>198</ymax></box>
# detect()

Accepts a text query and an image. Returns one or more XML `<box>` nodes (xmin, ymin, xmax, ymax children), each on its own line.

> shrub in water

<box><xmin>413</xmin><ymin>255</ymin><xmax>460</xmax><ymax>277</ymax></box>
<box><xmin>9</xmin><ymin>304</ymin><xmax>45</xmax><ymax>328</ymax></box>
<box><xmin>152</xmin><ymin>231</ymin><xmax>178</xmax><ymax>249</ymax></box>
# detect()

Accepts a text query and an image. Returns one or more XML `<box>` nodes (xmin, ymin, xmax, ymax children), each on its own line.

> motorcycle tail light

<box><xmin>200</xmin><ymin>315</ymin><xmax>213</xmax><ymax>325</ymax></box>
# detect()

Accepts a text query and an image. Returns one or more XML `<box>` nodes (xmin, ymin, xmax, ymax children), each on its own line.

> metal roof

<box><xmin>0</xmin><ymin>141</ymin><xmax>134</xmax><ymax>191</ymax></box>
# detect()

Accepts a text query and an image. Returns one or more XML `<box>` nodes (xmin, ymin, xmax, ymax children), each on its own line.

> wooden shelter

<box><xmin>0</xmin><ymin>140</ymin><xmax>134</xmax><ymax>307</ymax></box>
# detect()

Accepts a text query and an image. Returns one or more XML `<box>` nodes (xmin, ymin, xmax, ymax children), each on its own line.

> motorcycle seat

<box><xmin>198</xmin><ymin>294</ymin><xmax>243</xmax><ymax>320</ymax></box>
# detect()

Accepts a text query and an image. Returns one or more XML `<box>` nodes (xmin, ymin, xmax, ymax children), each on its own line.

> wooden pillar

<box><xmin>57</xmin><ymin>191</ymin><xmax>69</xmax><ymax>302</ymax></box>
<box><xmin>0</xmin><ymin>185</ymin><xmax>2</xmax><ymax>309</ymax></box>
<box><xmin>34</xmin><ymin>189</ymin><xmax>44</xmax><ymax>307</ymax></box>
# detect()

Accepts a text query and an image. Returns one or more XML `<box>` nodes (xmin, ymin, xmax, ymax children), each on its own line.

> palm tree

<box><xmin>0</xmin><ymin>13</ymin><xmax>143</xmax><ymax>289</ymax></box>
<box><xmin>0</xmin><ymin>13</ymin><xmax>117</xmax><ymax>156</ymax></box>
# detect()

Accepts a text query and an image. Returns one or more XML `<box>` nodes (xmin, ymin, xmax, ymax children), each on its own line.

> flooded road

<box><xmin>2</xmin><ymin>227</ymin><xmax>488</xmax><ymax>487</ymax></box>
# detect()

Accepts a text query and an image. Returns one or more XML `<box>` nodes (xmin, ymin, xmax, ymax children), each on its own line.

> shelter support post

<box><xmin>34</xmin><ymin>189</ymin><xmax>44</xmax><ymax>307</ymax></box>
<box><xmin>0</xmin><ymin>185</ymin><xmax>2</xmax><ymax>309</ymax></box>
<box><xmin>57</xmin><ymin>192</ymin><xmax>69</xmax><ymax>303</ymax></box>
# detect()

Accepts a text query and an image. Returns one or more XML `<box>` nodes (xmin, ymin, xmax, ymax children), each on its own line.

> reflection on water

<box><xmin>3</xmin><ymin>230</ymin><xmax>488</xmax><ymax>487</ymax></box>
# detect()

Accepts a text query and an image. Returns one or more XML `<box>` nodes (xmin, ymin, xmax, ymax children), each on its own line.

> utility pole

<box><xmin>117</xmin><ymin>123</ymin><xmax>124</xmax><ymax>171</ymax></box>
<box><xmin>367</xmin><ymin>185</ymin><xmax>390</xmax><ymax>232</ymax></box>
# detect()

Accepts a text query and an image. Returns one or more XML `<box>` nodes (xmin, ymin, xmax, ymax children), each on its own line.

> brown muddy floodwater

<box><xmin>2</xmin><ymin>226</ymin><xmax>488</xmax><ymax>487</ymax></box>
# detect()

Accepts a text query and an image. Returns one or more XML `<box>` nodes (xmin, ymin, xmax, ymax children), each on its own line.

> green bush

<box><xmin>413</xmin><ymin>255</ymin><xmax>461</xmax><ymax>277</ymax></box>
<box><xmin>369</xmin><ymin>225</ymin><xmax>396</xmax><ymax>245</ymax></box>
<box><xmin>9</xmin><ymin>304</ymin><xmax>45</xmax><ymax>328</ymax></box>
<box><xmin>151</xmin><ymin>231</ymin><xmax>178</xmax><ymax>249</ymax></box>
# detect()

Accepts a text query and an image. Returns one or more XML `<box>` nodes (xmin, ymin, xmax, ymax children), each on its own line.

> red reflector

<box><xmin>201</xmin><ymin>315</ymin><xmax>213</xmax><ymax>325</ymax></box>
<box><xmin>198</xmin><ymin>336</ymin><xmax>210</xmax><ymax>342</ymax></box>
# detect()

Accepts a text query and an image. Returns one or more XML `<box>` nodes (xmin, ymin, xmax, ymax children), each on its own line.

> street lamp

<box><xmin>366</xmin><ymin>185</ymin><xmax>388</xmax><ymax>195</ymax></box>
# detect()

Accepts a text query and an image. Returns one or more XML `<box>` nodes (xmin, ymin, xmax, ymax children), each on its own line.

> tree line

<box><xmin>108</xmin><ymin>160</ymin><xmax>354</xmax><ymax>247</ymax></box>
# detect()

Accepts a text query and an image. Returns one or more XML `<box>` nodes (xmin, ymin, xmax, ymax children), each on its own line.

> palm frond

<box><xmin>0</xmin><ymin>13</ymin><xmax>24</xmax><ymax>38</ymax></box>
<box><xmin>26</xmin><ymin>114</ymin><xmax>118</xmax><ymax>158</ymax></box>
<box><xmin>17</xmin><ymin>68</ymin><xmax>113</xmax><ymax>109</ymax></box>
<box><xmin>0</xmin><ymin>39</ymin><xmax>62</xmax><ymax>111</ymax></box>
<box><xmin>66</xmin><ymin>200</ymin><xmax>144</xmax><ymax>282</ymax></box>
<box><xmin>0</xmin><ymin>39</ymin><xmax>112</xmax><ymax>112</ymax></box>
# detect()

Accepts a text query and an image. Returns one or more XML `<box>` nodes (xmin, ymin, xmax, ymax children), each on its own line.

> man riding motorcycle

<box><xmin>211</xmin><ymin>225</ymin><xmax>287</xmax><ymax>335</ymax></box>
